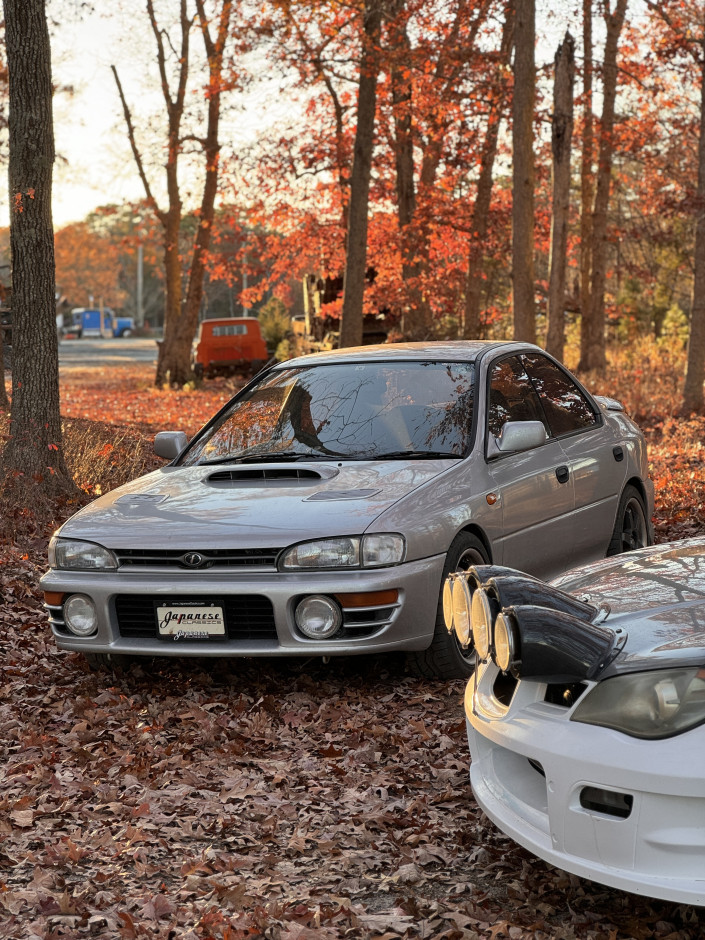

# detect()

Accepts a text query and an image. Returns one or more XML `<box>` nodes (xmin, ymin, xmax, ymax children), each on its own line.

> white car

<box><xmin>445</xmin><ymin>538</ymin><xmax>705</xmax><ymax>905</ymax></box>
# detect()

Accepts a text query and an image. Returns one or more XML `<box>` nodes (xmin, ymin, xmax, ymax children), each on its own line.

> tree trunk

<box><xmin>464</xmin><ymin>3</ymin><xmax>515</xmax><ymax>339</ymax></box>
<box><xmin>546</xmin><ymin>32</ymin><xmax>575</xmax><ymax>362</ymax></box>
<box><xmin>115</xmin><ymin>0</ymin><xmax>232</xmax><ymax>387</ymax></box>
<box><xmin>340</xmin><ymin>0</ymin><xmax>382</xmax><ymax>349</ymax></box>
<box><xmin>581</xmin><ymin>0</ymin><xmax>628</xmax><ymax>372</ymax></box>
<box><xmin>163</xmin><ymin>0</ymin><xmax>233</xmax><ymax>386</ymax></box>
<box><xmin>682</xmin><ymin>32</ymin><xmax>705</xmax><ymax>414</ymax></box>
<box><xmin>578</xmin><ymin>0</ymin><xmax>594</xmax><ymax>367</ymax></box>
<box><xmin>0</xmin><ymin>319</ymin><xmax>8</xmax><ymax>409</ymax></box>
<box><xmin>1</xmin><ymin>0</ymin><xmax>73</xmax><ymax>492</ymax></box>
<box><xmin>512</xmin><ymin>0</ymin><xmax>536</xmax><ymax>343</ymax></box>
<box><xmin>390</xmin><ymin>1</ymin><xmax>425</xmax><ymax>339</ymax></box>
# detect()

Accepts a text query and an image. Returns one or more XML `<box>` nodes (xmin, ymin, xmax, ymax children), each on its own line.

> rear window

<box><xmin>210</xmin><ymin>323</ymin><xmax>248</xmax><ymax>337</ymax></box>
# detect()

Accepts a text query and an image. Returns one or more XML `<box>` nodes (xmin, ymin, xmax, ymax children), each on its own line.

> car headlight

<box><xmin>571</xmin><ymin>667</ymin><xmax>705</xmax><ymax>739</ymax></box>
<box><xmin>48</xmin><ymin>536</ymin><xmax>118</xmax><ymax>570</ymax></box>
<box><xmin>280</xmin><ymin>534</ymin><xmax>405</xmax><ymax>570</ymax></box>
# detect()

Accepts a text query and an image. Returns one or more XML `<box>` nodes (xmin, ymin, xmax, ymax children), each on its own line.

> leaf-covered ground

<box><xmin>1</xmin><ymin>353</ymin><xmax>704</xmax><ymax>939</ymax></box>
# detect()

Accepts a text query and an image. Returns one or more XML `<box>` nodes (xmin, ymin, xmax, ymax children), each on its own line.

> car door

<box><xmin>485</xmin><ymin>355</ymin><xmax>574</xmax><ymax>579</ymax></box>
<box><xmin>520</xmin><ymin>353</ymin><xmax>627</xmax><ymax>564</ymax></box>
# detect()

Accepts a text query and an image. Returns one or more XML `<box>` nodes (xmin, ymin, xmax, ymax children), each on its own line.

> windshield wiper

<box><xmin>367</xmin><ymin>450</ymin><xmax>462</xmax><ymax>460</ymax></box>
<box><xmin>199</xmin><ymin>450</ymin><xmax>334</xmax><ymax>466</ymax></box>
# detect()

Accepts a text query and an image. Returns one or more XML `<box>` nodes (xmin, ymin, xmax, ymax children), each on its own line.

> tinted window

<box><xmin>522</xmin><ymin>354</ymin><xmax>597</xmax><ymax>436</ymax></box>
<box><xmin>183</xmin><ymin>360</ymin><xmax>475</xmax><ymax>464</ymax></box>
<box><xmin>487</xmin><ymin>357</ymin><xmax>548</xmax><ymax>439</ymax></box>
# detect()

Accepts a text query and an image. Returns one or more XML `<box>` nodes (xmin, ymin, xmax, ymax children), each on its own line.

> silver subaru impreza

<box><xmin>41</xmin><ymin>341</ymin><xmax>653</xmax><ymax>677</ymax></box>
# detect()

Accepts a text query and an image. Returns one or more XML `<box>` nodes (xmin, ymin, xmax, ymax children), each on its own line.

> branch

<box><xmin>110</xmin><ymin>64</ymin><xmax>164</xmax><ymax>223</ymax></box>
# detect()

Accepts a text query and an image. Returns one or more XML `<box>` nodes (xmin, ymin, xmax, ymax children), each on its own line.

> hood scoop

<box><xmin>206</xmin><ymin>467</ymin><xmax>328</xmax><ymax>487</ymax></box>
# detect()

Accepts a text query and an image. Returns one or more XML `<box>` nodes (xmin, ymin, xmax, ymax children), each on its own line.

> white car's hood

<box><xmin>58</xmin><ymin>460</ymin><xmax>454</xmax><ymax>549</ymax></box>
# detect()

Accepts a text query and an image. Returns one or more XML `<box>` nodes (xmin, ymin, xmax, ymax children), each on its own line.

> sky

<box><xmin>2</xmin><ymin>0</ymin><xmax>591</xmax><ymax>231</ymax></box>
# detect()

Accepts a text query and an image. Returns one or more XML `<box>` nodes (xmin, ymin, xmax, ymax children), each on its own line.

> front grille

<box><xmin>115</xmin><ymin>595</ymin><xmax>277</xmax><ymax>640</ymax></box>
<box><xmin>114</xmin><ymin>547</ymin><xmax>282</xmax><ymax>569</ymax></box>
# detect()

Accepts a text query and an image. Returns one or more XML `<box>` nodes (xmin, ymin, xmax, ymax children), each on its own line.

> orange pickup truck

<box><xmin>192</xmin><ymin>317</ymin><xmax>268</xmax><ymax>378</ymax></box>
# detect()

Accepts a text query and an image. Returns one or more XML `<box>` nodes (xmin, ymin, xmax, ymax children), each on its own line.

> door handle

<box><xmin>555</xmin><ymin>465</ymin><xmax>570</xmax><ymax>484</ymax></box>
<box><xmin>613</xmin><ymin>445</ymin><xmax>624</xmax><ymax>462</ymax></box>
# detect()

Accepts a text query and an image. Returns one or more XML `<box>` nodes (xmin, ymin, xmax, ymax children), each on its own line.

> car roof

<box><xmin>282</xmin><ymin>340</ymin><xmax>540</xmax><ymax>369</ymax></box>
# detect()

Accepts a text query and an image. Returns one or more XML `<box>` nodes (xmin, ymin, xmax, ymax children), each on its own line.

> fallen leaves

<box><xmin>0</xmin><ymin>358</ymin><xmax>704</xmax><ymax>938</ymax></box>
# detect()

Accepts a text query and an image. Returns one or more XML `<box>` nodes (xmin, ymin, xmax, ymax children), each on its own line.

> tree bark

<box><xmin>512</xmin><ymin>0</ymin><xmax>536</xmax><ymax>343</ymax></box>
<box><xmin>578</xmin><ymin>0</ymin><xmax>594</xmax><ymax>366</ymax></box>
<box><xmin>1</xmin><ymin>0</ymin><xmax>73</xmax><ymax>492</ymax></box>
<box><xmin>682</xmin><ymin>29</ymin><xmax>705</xmax><ymax>414</ymax></box>
<box><xmin>546</xmin><ymin>32</ymin><xmax>575</xmax><ymax>362</ymax></box>
<box><xmin>580</xmin><ymin>0</ymin><xmax>628</xmax><ymax>372</ymax></box>
<box><xmin>464</xmin><ymin>3</ymin><xmax>515</xmax><ymax>339</ymax></box>
<box><xmin>340</xmin><ymin>0</ymin><xmax>382</xmax><ymax>349</ymax></box>
<box><xmin>0</xmin><ymin>315</ymin><xmax>8</xmax><ymax>409</ymax></box>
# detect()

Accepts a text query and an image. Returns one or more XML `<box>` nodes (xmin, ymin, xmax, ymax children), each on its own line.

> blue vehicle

<box><xmin>69</xmin><ymin>308</ymin><xmax>135</xmax><ymax>338</ymax></box>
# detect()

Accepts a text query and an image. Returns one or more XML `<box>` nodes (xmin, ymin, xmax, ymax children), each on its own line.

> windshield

<box><xmin>182</xmin><ymin>360</ymin><xmax>475</xmax><ymax>465</ymax></box>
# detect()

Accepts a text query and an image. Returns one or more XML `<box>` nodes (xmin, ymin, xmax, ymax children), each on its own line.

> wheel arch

<box><xmin>623</xmin><ymin>475</ymin><xmax>647</xmax><ymax>508</ymax></box>
<box><xmin>455</xmin><ymin>523</ymin><xmax>493</xmax><ymax>563</ymax></box>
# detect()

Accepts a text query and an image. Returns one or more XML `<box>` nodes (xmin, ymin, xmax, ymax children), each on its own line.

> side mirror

<box><xmin>154</xmin><ymin>431</ymin><xmax>188</xmax><ymax>460</ymax></box>
<box><xmin>493</xmin><ymin>420</ymin><xmax>547</xmax><ymax>455</ymax></box>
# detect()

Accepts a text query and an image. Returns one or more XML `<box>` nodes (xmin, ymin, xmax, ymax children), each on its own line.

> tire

<box><xmin>193</xmin><ymin>362</ymin><xmax>204</xmax><ymax>380</ymax></box>
<box><xmin>121</xmin><ymin>328</ymin><xmax>133</xmax><ymax>338</ymax></box>
<box><xmin>607</xmin><ymin>485</ymin><xmax>649</xmax><ymax>556</ymax></box>
<box><xmin>408</xmin><ymin>532</ymin><xmax>489</xmax><ymax>679</ymax></box>
<box><xmin>83</xmin><ymin>652</ymin><xmax>133</xmax><ymax>671</ymax></box>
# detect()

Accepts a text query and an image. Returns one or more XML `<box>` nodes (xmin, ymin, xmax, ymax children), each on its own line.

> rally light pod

<box><xmin>501</xmin><ymin>605</ymin><xmax>618</xmax><ymax>683</ymax></box>
<box><xmin>484</xmin><ymin>575</ymin><xmax>597</xmax><ymax>623</ymax></box>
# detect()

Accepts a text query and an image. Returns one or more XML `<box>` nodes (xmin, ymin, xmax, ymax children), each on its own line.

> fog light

<box><xmin>295</xmin><ymin>596</ymin><xmax>342</xmax><ymax>639</ymax></box>
<box><xmin>64</xmin><ymin>594</ymin><xmax>98</xmax><ymax>637</ymax></box>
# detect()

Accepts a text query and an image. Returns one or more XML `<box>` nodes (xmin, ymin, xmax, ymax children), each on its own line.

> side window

<box><xmin>522</xmin><ymin>354</ymin><xmax>597</xmax><ymax>436</ymax></box>
<box><xmin>487</xmin><ymin>356</ymin><xmax>549</xmax><ymax>439</ymax></box>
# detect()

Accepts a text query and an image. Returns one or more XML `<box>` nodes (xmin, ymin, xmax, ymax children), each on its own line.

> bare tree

<box><xmin>1</xmin><ymin>0</ymin><xmax>74</xmax><ymax>494</ymax></box>
<box><xmin>512</xmin><ymin>0</ymin><xmax>536</xmax><ymax>343</ymax></box>
<box><xmin>340</xmin><ymin>0</ymin><xmax>383</xmax><ymax>349</ymax></box>
<box><xmin>546</xmin><ymin>32</ymin><xmax>575</xmax><ymax>361</ymax></box>
<box><xmin>113</xmin><ymin>0</ymin><xmax>233</xmax><ymax>386</ymax></box>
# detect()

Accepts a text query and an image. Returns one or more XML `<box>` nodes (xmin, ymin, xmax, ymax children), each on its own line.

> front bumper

<box><xmin>40</xmin><ymin>555</ymin><xmax>444</xmax><ymax>658</ymax></box>
<box><xmin>465</xmin><ymin>665</ymin><xmax>705</xmax><ymax>905</ymax></box>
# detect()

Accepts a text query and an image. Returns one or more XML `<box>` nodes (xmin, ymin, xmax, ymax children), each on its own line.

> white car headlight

<box><xmin>48</xmin><ymin>536</ymin><xmax>118</xmax><ymax>570</ymax></box>
<box><xmin>280</xmin><ymin>534</ymin><xmax>405</xmax><ymax>570</ymax></box>
<box><xmin>571</xmin><ymin>667</ymin><xmax>705</xmax><ymax>739</ymax></box>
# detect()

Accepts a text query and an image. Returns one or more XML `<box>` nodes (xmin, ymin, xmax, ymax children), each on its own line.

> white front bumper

<box><xmin>465</xmin><ymin>670</ymin><xmax>705</xmax><ymax>905</ymax></box>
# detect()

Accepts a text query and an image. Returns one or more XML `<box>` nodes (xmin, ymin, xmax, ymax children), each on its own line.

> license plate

<box><xmin>157</xmin><ymin>602</ymin><xmax>225</xmax><ymax>638</ymax></box>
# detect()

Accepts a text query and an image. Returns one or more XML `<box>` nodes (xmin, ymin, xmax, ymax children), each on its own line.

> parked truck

<box><xmin>67</xmin><ymin>308</ymin><xmax>135</xmax><ymax>339</ymax></box>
